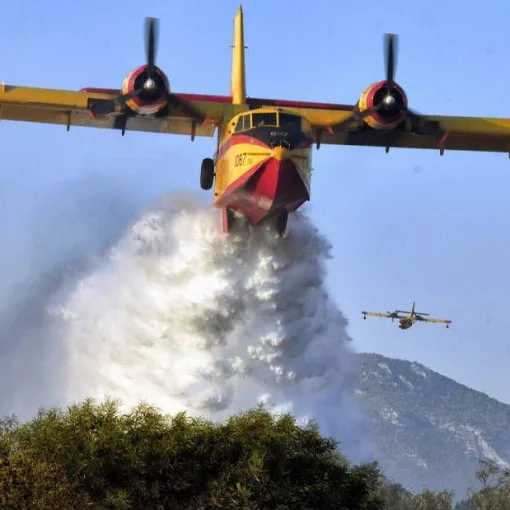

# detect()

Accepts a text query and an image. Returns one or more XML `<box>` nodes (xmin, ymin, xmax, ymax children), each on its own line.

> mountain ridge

<box><xmin>354</xmin><ymin>351</ymin><xmax>510</xmax><ymax>500</ymax></box>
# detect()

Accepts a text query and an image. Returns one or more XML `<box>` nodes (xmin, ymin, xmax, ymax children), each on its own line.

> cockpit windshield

<box><xmin>234</xmin><ymin>111</ymin><xmax>303</xmax><ymax>133</ymax></box>
<box><xmin>279</xmin><ymin>113</ymin><xmax>302</xmax><ymax>130</ymax></box>
<box><xmin>252</xmin><ymin>112</ymin><xmax>277</xmax><ymax>127</ymax></box>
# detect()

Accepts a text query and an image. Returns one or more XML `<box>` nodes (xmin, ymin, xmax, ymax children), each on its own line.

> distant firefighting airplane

<box><xmin>362</xmin><ymin>301</ymin><xmax>452</xmax><ymax>329</ymax></box>
<box><xmin>1</xmin><ymin>7</ymin><xmax>510</xmax><ymax>236</ymax></box>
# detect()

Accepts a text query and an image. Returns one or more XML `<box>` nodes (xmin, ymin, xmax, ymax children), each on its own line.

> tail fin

<box><xmin>230</xmin><ymin>5</ymin><xmax>246</xmax><ymax>104</ymax></box>
<box><xmin>411</xmin><ymin>301</ymin><xmax>416</xmax><ymax>315</ymax></box>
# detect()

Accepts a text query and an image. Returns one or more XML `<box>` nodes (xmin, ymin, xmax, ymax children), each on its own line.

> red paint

<box><xmin>216</xmin><ymin>134</ymin><xmax>269</xmax><ymax>160</ymax></box>
<box><xmin>124</xmin><ymin>65</ymin><xmax>170</xmax><ymax>108</ymax></box>
<box><xmin>173</xmin><ymin>93</ymin><xmax>232</xmax><ymax>103</ymax></box>
<box><xmin>126</xmin><ymin>66</ymin><xmax>146</xmax><ymax>107</ymax></box>
<box><xmin>80</xmin><ymin>87</ymin><xmax>120</xmax><ymax>94</ymax></box>
<box><xmin>79</xmin><ymin>88</ymin><xmax>356</xmax><ymax>111</ymax></box>
<box><xmin>217</xmin><ymin>159</ymin><xmax>270</xmax><ymax>203</ymax></box>
<box><xmin>218</xmin><ymin>157</ymin><xmax>309</xmax><ymax>225</ymax></box>
<box><xmin>221</xmin><ymin>207</ymin><xmax>229</xmax><ymax>233</ymax></box>
<box><xmin>365</xmin><ymin>80</ymin><xmax>407</xmax><ymax>125</ymax></box>
<box><xmin>246</xmin><ymin>97</ymin><xmax>353</xmax><ymax>111</ymax></box>
<box><xmin>439</xmin><ymin>131</ymin><xmax>449</xmax><ymax>145</ymax></box>
<box><xmin>80</xmin><ymin>88</ymin><xmax>234</xmax><ymax>103</ymax></box>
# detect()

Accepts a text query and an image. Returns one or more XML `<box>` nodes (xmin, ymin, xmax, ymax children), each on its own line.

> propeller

<box><xmin>363</xmin><ymin>33</ymin><xmax>406</xmax><ymax>116</ymax></box>
<box><xmin>387</xmin><ymin>311</ymin><xmax>399</xmax><ymax>321</ymax></box>
<box><xmin>146</xmin><ymin>16</ymin><xmax>157</xmax><ymax>79</ymax></box>
<box><xmin>331</xmin><ymin>33</ymin><xmax>440</xmax><ymax>135</ymax></box>
<box><xmin>382</xmin><ymin>33</ymin><xmax>397</xmax><ymax>108</ymax></box>
<box><xmin>90</xmin><ymin>17</ymin><xmax>205</xmax><ymax>121</ymax></box>
<box><xmin>380</xmin><ymin>33</ymin><xmax>440</xmax><ymax>134</ymax></box>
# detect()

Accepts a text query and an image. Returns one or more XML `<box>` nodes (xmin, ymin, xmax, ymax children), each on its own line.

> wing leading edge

<box><xmin>0</xmin><ymin>85</ymin><xmax>242</xmax><ymax>137</ymax></box>
<box><xmin>246</xmin><ymin>96</ymin><xmax>510</xmax><ymax>155</ymax></box>
<box><xmin>242</xmin><ymin>28</ymin><xmax>510</xmax><ymax>156</ymax></box>
<box><xmin>417</xmin><ymin>317</ymin><xmax>452</xmax><ymax>325</ymax></box>
<box><xmin>2</xmin><ymin>11</ymin><xmax>509</xmax><ymax>156</ymax></box>
<box><xmin>311</xmin><ymin>114</ymin><xmax>510</xmax><ymax>154</ymax></box>
<box><xmin>362</xmin><ymin>311</ymin><xmax>404</xmax><ymax>319</ymax></box>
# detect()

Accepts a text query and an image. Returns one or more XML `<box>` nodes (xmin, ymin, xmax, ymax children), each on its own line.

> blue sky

<box><xmin>1</xmin><ymin>0</ymin><xmax>510</xmax><ymax>404</ymax></box>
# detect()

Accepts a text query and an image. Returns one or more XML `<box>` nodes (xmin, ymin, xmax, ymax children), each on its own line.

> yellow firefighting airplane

<box><xmin>362</xmin><ymin>301</ymin><xmax>452</xmax><ymax>330</ymax></box>
<box><xmin>2</xmin><ymin>8</ymin><xmax>510</xmax><ymax>236</ymax></box>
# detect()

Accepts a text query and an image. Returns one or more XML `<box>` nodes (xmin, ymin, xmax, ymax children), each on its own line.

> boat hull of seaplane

<box><xmin>213</xmin><ymin>126</ymin><xmax>313</xmax><ymax>235</ymax></box>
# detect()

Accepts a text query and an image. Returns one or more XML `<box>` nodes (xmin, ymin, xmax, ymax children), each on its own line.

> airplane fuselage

<box><xmin>362</xmin><ymin>301</ymin><xmax>450</xmax><ymax>329</ymax></box>
<box><xmin>211</xmin><ymin>107</ymin><xmax>313</xmax><ymax>234</ymax></box>
<box><xmin>398</xmin><ymin>318</ymin><xmax>413</xmax><ymax>329</ymax></box>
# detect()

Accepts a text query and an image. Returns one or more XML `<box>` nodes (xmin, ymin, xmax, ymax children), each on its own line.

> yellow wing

<box><xmin>0</xmin><ymin>84</ymin><xmax>242</xmax><ymax>138</ymax></box>
<box><xmin>2</xmin><ymin>12</ymin><xmax>507</xmax><ymax>156</ymax></box>
<box><xmin>417</xmin><ymin>317</ymin><xmax>452</xmax><ymax>325</ymax></box>
<box><xmin>0</xmin><ymin>14</ymin><xmax>249</xmax><ymax>139</ymax></box>
<box><xmin>246</xmin><ymin>96</ymin><xmax>510</xmax><ymax>155</ymax></box>
<box><xmin>361</xmin><ymin>311</ymin><xmax>400</xmax><ymax>319</ymax></box>
<box><xmin>5</xmin><ymin>83</ymin><xmax>507</xmax><ymax>156</ymax></box>
<box><xmin>311</xmin><ymin>112</ymin><xmax>510</xmax><ymax>154</ymax></box>
<box><xmin>245</xmin><ymin>30</ymin><xmax>510</xmax><ymax>156</ymax></box>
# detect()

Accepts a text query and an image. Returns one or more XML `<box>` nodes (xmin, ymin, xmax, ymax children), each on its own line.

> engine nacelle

<box><xmin>121</xmin><ymin>65</ymin><xmax>170</xmax><ymax>116</ymax></box>
<box><xmin>358</xmin><ymin>80</ymin><xmax>408</xmax><ymax>130</ymax></box>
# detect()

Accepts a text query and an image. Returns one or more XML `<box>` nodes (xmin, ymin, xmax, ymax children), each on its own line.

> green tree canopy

<box><xmin>377</xmin><ymin>478</ymin><xmax>454</xmax><ymax>509</ymax></box>
<box><xmin>455</xmin><ymin>458</ymin><xmax>510</xmax><ymax>509</ymax></box>
<box><xmin>0</xmin><ymin>398</ymin><xmax>386</xmax><ymax>509</ymax></box>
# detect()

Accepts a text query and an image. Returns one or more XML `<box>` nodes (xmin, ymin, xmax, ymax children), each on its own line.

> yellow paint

<box><xmin>362</xmin><ymin>302</ymin><xmax>451</xmax><ymax>329</ymax></box>
<box><xmin>1</xmin><ymin>6</ymin><xmax>510</xmax><ymax>230</ymax></box>
<box><xmin>213</xmin><ymin>140</ymin><xmax>272</xmax><ymax>202</ymax></box>
<box><xmin>272</xmin><ymin>146</ymin><xmax>288</xmax><ymax>161</ymax></box>
<box><xmin>213</xmin><ymin>107</ymin><xmax>313</xmax><ymax>206</ymax></box>
<box><xmin>230</xmin><ymin>6</ymin><xmax>246</xmax><ymax>105</ymax></box>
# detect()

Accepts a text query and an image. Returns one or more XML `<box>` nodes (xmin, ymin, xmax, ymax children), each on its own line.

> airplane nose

<box><xmin>272</xmin><ymin>146</ymin><xmax>290</xmax><ymax>161</ymax></box>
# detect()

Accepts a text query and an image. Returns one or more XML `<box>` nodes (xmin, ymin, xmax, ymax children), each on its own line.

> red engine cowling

<box><xmin>358</xmin><ymin>80</ymin><xmax>408</xmax><ymax>129</ymax></box>
<box><xmin>121</xmin><ymin>65</ymin><xmax>170</xmax><ymax>115</ymax></box>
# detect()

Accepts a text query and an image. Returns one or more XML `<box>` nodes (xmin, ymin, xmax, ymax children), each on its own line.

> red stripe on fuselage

<box><xmin>216</xmin><ymin>134</ymin><xmax>269</xmax><ymax>160</ymax></box>
<box><xmin>216</xmin><ymin>158</ymin><xmax>271</xmax><ymax>206</ymax></box>
<box><xmin>217</xmin><ymin>155</ymin><xmax>309</xmax><ymax>225</ymax></box>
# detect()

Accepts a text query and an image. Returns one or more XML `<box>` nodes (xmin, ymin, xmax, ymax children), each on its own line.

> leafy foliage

<box><xmin>454</xmin><ymin>459</ymin><xmax>510</xmax><ymax>509</ymax></box>
<box><xmin>0</xmin><ymin>398</ymin><xmax>387</xmax><ymax>509</ymax></box>
<box><xmin>0</xmin><ymin>386</ymin><xmax>503</xmax><ymax>508</ymax></box>
<box><xmin>378</xmin><ymin>479</ymin><xmax>454</xmax><ymax>509</ymax></box>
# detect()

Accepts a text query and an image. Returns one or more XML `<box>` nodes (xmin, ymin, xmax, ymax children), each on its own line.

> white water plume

<box><xmin>2</xmin><ymin>193</ymin><xmax>374</xmax><ymax>462</ymax></box>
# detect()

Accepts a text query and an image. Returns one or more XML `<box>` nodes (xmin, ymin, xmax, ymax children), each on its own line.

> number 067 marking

<box><xmin>234</xmin><ymin>153</ymin><xmax>247</xmax><ymax>167</ymax></box>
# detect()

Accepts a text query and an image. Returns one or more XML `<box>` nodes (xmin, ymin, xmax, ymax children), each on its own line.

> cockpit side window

<box><xmin>252</xmin><ymin>112</ymin><xmax>277</xmax><ymax>127</ymax></box>
<box><xmin>234</xmin><ymin>115</ymin><xmax>245</xmax><ymax>133</ymax></box>
<box><xmin>279</xmin><ymin>113</ymin><xmax>302</xmax><ymax>130</ymax></box>
<box><xmin>234</xmin><ymin>114</ymin><xmax>252</xmax><ymax>132</ymax></box>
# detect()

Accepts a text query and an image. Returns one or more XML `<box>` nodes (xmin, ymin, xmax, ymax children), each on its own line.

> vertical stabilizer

<box><xmin>230</xmin><ymin>5</ymin><xmax>246</xmax><ymax>104</ymax></box>
<box><xmin>411</xmin><ymin>301</ymin><xmax>416</xmax><ymax>315</ymax></box>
